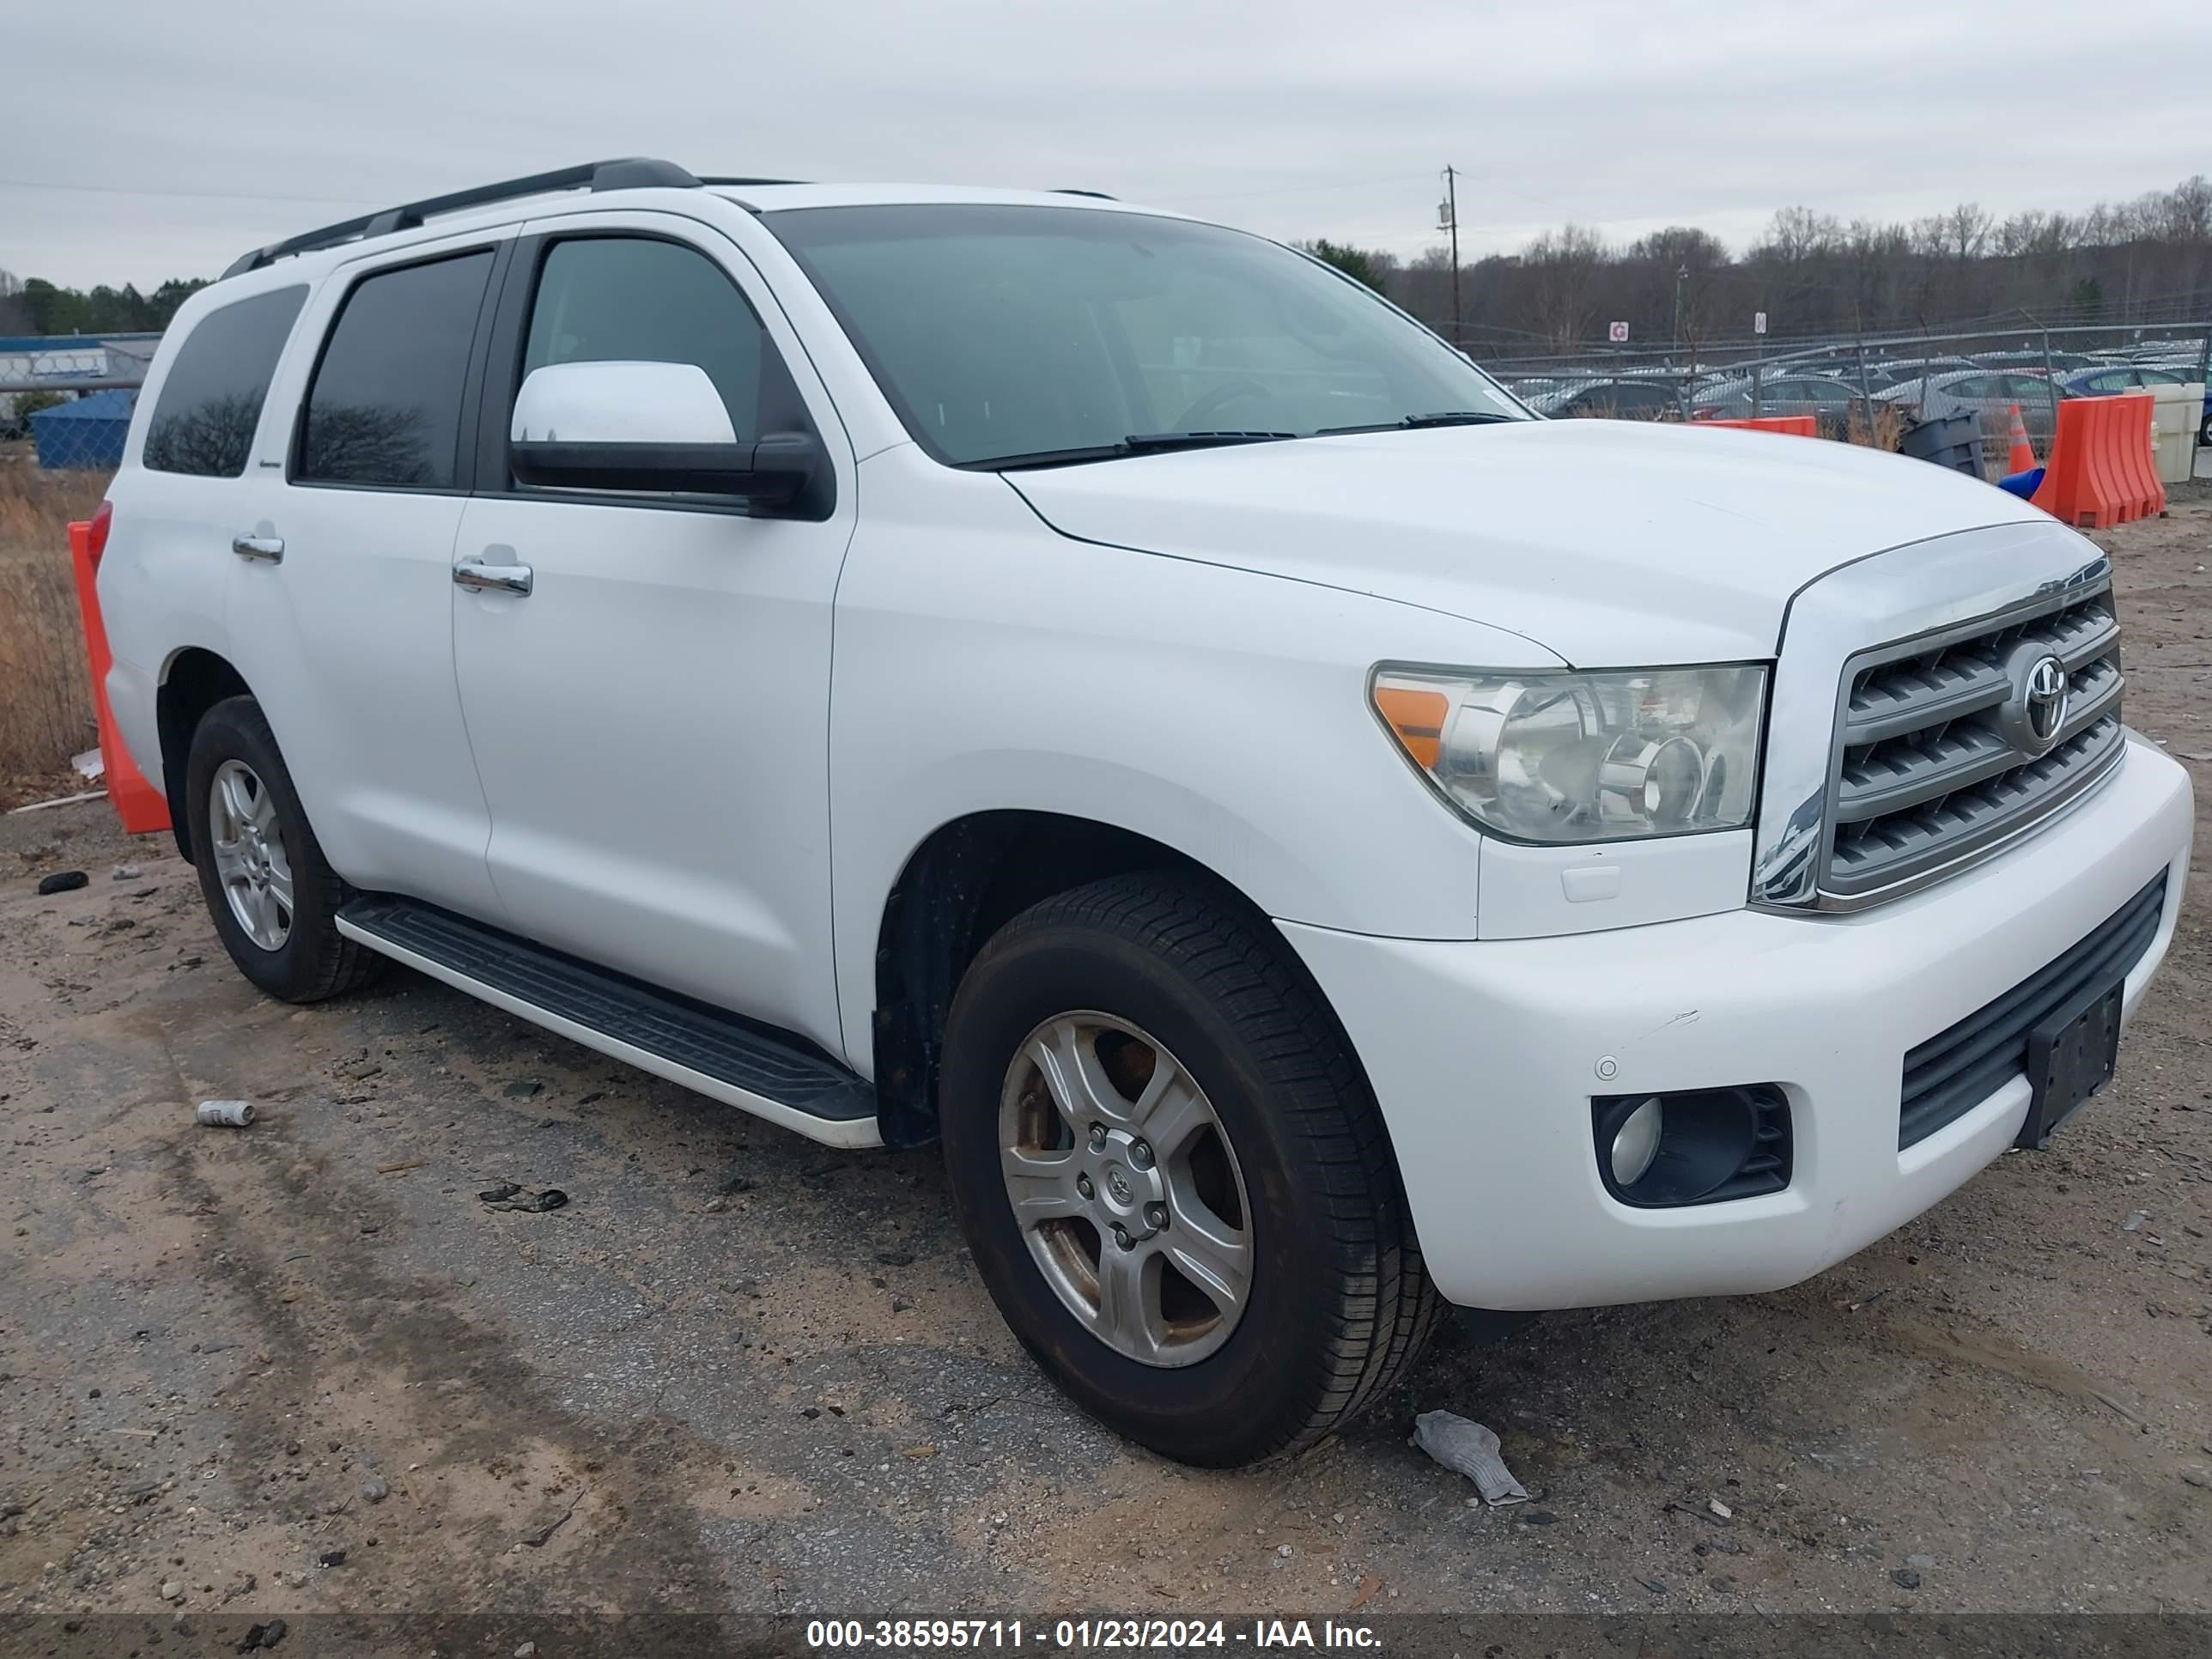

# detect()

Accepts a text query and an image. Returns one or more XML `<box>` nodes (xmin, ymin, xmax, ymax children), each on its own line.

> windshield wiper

<box><xmin>1316</xmin><ymin>410</ymin><xmax>1518</xmax><ymax>436</ymax></box>
<box><xmin>975</xmin><ymin>430</ymin><xmax>1296</xmax><ymax>471</ymax></box>
<box><xmin>1124</xmin><ymin>429</ymin><xmax>1297</xmax><ymax>450</ymax></box>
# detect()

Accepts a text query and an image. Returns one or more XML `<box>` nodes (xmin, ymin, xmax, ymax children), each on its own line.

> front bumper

<box><xmin>1281</xmin><ymin>733</ymin><xmax>2192</xmax><ymax>1310</ymax></box>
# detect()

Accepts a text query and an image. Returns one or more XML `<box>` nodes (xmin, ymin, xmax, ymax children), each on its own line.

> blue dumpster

<box><xmin>28</xmin><ymin>388</ymin><xmax>137</xmax><ymax>471</ymax></box>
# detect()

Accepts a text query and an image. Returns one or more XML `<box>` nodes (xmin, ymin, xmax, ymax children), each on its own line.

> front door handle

<box><xmin>453</xmin><ymin>558</ymin><xmax>534</xmax><ymax>598</ymax></box>
<box><xmin>231</xmin><ymin>534</ymin><xmax>284</xmax><ymax>563</ymax></box>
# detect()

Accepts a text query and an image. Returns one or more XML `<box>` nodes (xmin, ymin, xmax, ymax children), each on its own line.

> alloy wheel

<box><xmin>207</xmin><ymin>758</ymin><xmax>294</xmax><ymax>951</ymax></box>
<box><xmin>998</xmin><ymin>1012</ymin><xmax>1253</xmax><ymax>1367</ymax></box>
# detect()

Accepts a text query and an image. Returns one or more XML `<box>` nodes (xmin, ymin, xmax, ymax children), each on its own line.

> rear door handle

<box><xmin>231</xmin><ymin>534</ymin><xmax>284</xmax><ymax>563</ymax></box>
<box><xmin>453</xmin><ymin>557</ymin><xmax>534</xmax><ymax>598</ymax></box>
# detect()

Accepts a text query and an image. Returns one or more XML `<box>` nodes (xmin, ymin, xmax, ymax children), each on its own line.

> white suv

<box><xmin>93</xmin><ymin>160</ymin><xmax>2191</xmax><ymax>1466</ymax></box>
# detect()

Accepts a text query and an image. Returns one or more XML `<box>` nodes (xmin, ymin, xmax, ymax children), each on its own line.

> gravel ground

<box><xmin>2</xmin><ymin>488</ymin><xmax>2209</xmax><ymax>1645</ymax></box>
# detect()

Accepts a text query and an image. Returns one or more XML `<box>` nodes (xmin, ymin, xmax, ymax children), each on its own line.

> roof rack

<box><xmin>222</xmin><ymin>157</ymin><xmax>702</xmax><ymax>279</ymax></box>
<box><xmin>1052</xmin><ymin>188</ymin><xmax>1118</xmax><ymax>200</ymax></box>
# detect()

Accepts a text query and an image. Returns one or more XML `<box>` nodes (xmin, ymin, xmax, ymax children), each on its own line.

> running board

<box><xmin>336</xmin><ymin>895</ymin><xmax>883</xmax><ymax>1149</ymax></box>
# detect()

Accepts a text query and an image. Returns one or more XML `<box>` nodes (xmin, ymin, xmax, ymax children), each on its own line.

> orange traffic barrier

<box><xmin>2004</xmin><ymin>403</ymin><xmax>2035</xmax><ymax>473</ymax></box>
<box><xmin>1698</xmin><ymin>414</ymin><xmax>1817</xmax><ymax>436</ymax></box>
<box><xmin>2030</xmin><ymin>394</ymin><xmax>2166</xmax><ymax>530</ymax></box>
<box><xmin>67</xmin><ymin>516</ymin><xmax>172</xmax><ymax>836</ymax></box>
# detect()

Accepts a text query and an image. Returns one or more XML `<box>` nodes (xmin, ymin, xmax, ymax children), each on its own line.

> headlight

<box><xmin>1372</xmin><ymin>663</ymin><xmax>1767</xmax><ymax>843</ymax></box>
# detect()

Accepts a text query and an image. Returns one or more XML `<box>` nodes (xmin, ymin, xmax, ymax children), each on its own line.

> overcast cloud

<box><xmin>6</xmin><ymin>0</ymin><xmax>2209</xmax><ymax>289</ymax></box>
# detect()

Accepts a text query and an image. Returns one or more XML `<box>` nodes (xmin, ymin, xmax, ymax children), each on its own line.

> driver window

<box><xmin>522</xmin><ymin>238</ymin><xmax>766</xmax><ymax>441</ymax></box>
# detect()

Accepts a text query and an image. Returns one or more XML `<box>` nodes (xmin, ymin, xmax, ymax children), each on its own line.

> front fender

<box><xmin>828</xmin><ymin>449</ymin><xmax>1561</xmax><ymax>1068</ymax></box>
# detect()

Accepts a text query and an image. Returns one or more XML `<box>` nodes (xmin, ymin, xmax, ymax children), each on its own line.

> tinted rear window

<box><xmin>298</xmin><ymin>252</ymin><xmax>493</xmax><ymax>489</ymax></box>
<box><xmin>143</xmin><ymin>286</ymin><xmax>307</xmax><ymax>477</ymax></box>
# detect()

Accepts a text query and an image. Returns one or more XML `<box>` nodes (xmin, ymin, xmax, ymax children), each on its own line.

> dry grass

<box><xmin>1846</xmin><ymin>404</ymin><xmax>1906</xmax><ymax>452</ymax></box>
<box><xmin>0</xmin><ymin>451</ymin><xmax>109</xmax><ymax>781</ymax></box>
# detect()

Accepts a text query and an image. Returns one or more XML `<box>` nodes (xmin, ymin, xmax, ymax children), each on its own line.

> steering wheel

<box><xmin>1171</xmin><ymin>378</ymin><xmax>1273</xmax><ymax>431</ymax></box>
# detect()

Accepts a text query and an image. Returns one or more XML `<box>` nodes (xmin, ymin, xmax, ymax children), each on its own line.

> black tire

<box><xmin>939</xmin><ymin>873</ymin><xmax>1439</xmax><ymax>1466</ymax></box>
<box><xmin>185</xmin><ymin>695</ymin><xmax>381</xmax><ymax>1003</ymax></box>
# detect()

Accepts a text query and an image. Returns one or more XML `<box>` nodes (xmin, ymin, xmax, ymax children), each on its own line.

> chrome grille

<box><xmin>1821</xmin><ymin>586</ymin><xmax>2124</xmax><ymax>905</ymax></box>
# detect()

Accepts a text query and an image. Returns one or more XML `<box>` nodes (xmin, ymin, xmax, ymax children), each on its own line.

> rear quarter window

<box><xmin>142</xmin><ymin>286</ymin><xmax>307</xmax><ymax>477</ymax></box>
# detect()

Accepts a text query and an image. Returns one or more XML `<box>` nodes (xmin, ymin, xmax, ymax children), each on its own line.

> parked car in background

<box><xmin>1978</xmin><ymin>350</ymin><xmax>2099</xmax><ymax>374</ymax></box>
<box><xmin>2120</xmin><ymin>342</ymin><xmax>2202</xmax><ymax>363</ymax></box>
<box><xmin>1879</xmin><ymin>368</ymin><xmax>2069</xmax><ymax>426</ymax></box>
<box><xmin>1690</xmin><ymin>374</ymin><xmax>1867</xmax><ymax>430</ymax></box>
<box><xmin>1498</xmin><ymin>375</ymin><xmax>1564</xmax><ymax>402</ymax></box>
<box><xmin>1526</xmin><ymin>377</ymin><xmax>1684</xmax><ymax>420</ymax></box>
<box><xmin>1858</xmin><ymin>356</ymin><xmax>1978</xmax><ymax>392</ymax></box>
<box><xmin>2058</xmin><ymin>364</ymin><xmax>2190</xmax><ymax>398</ymax></box>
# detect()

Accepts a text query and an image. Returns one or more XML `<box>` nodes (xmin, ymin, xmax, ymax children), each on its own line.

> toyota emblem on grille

<box><xmin>2006</xmin><ymin>651</ymin><xmax>2070</xmax><ymax>754</ymax></box>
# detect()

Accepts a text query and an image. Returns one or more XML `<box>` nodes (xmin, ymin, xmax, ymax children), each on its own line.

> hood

<box><xmin>1005</xmin><ymin>419</ymin><xmax>2050</xmax><ymax>665</ymax></box>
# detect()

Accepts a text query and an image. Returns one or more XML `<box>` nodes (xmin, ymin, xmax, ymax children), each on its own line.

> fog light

<box><xmin>1608</xmin><ymin>1097</ymin><xmax>1663</xmax><ymax>1186</ymax></box>
<box><xmin>1592</xmin><ymin>1085</ymin><xmax>1792</xmax><ymax>1207</ymax></box>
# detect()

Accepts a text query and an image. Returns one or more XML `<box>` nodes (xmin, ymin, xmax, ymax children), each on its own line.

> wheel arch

<box><xmin>155</xmin><ymin>647</ymin><xmax>254</xmax><ymax>861</ymax></box>
<box><xmin>870</xmin><ymin>809</ymin><xmax>1317</xmax><ymax>1149</ymax></box>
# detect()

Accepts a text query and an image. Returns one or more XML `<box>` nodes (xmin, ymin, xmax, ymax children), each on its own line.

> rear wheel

<box><xmin>939</xmin><ymin>874</ymin><xmax>1438</xmax><ymax>1466</ymax></box>
<box><xmin>185</xmin><ymin>696</ymin><xmax>380</xmax><ymax>1003</ymax></box>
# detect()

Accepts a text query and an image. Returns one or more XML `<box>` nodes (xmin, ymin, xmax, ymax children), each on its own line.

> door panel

<box><xmin>450</xmin><ymin>496</ymin><xmax>844</xmax><ymax>1042</ymax></box>
<box><xmin>449</xmin><ymin>216</ymin><xmax>852</xmax><ymax>1054</ymax></box>
<box><xmin>225</xmin><ymin>240</ymin><xmax>507</xmax><ymax>917</ymax></box>
<box><xmin>233</xmin><ymin>488</ymin><xmax>490</xmax><ymax>908</ymax></box>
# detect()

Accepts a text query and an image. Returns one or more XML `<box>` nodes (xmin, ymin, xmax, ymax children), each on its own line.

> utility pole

<box><xmin>1438</xmin><ymin>166</ymin><xmax>1462</xmax><ymax>349</ymax></box>
<box><xmin>1672</xmin><ymin>264</ymin><xmax>1688</xmax><ymax>356</ymax></box>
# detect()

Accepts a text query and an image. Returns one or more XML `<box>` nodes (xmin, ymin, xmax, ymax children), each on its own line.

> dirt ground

<box><xmin>3</xmin><ymin>489</ymin><xmax>2210</xmax><ymax>1648</ymax></box>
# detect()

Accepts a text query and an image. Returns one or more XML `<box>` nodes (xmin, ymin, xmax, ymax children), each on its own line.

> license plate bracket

<box><xmin>2015</xmin><ymin>981</ymin><xmax>2124</xmax><ymax>1151</ymax></box>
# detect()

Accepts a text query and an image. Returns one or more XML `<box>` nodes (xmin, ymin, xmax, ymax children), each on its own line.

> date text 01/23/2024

<box><xmin>804</xmin><ymin>1620</ymin><xmax>1383</xmax><ymax>1650</ymax></box>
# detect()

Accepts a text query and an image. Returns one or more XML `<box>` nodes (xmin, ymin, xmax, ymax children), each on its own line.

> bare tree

<box><xmin>1750</xmin><ymin>206</ymin><xmax>1840</xmax><ymax>265</ymax></box>
<box><xmin>143</xmin><ymin>392</ymin><xmax>268</xmax><ymax>477</ymax></box>
<box><xmin>1522</xmin><ymin>224</ymin><xmax>1607</xmax><ymax>347</ymax></box>
<box><xmin>2148</xmin><ymin>176</ymin><xmax>2211</xmax><ymax>243</ymax></box>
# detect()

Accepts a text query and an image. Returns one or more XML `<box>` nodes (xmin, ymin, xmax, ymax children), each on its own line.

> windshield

<box><xmin>764</xmin><ymin>204</ymin><xmax>1523</xmax><ymax>467</ymax></box>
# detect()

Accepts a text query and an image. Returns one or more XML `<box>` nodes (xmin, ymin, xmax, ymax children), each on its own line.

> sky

<box><xmin>6</xmin><ymin>0</ymin><xmax>2209</xmax><ymax>290</ymax></box>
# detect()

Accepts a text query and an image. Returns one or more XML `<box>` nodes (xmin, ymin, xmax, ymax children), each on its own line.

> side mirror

<box><xmin>508</xmin><ymin>360</ymin><xmax>829</xmax><ymax>516</ymax></box>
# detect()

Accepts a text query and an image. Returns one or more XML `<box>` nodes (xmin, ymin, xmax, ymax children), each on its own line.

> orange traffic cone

<box><xmin>2005</xmin><ymin>404</ymin><xmax>2036</xmax><ymax>474</ymax></box>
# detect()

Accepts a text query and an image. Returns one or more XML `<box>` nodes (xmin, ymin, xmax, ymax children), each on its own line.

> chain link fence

<box><xmin>1</xmin><ymin>332</ymin><xmax>155</xmax><ymax>470</ymax></box>
<box><xmin>1478</xmin><ymin>322</ymin><xmax>2212</xmax><ymax>478</ymax></box>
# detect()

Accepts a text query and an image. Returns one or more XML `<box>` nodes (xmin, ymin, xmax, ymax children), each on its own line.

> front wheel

<box><xmin>939</xmin><ymin>875</ymin><xmax>1438</xmax><ymax>1466</ymax></box>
